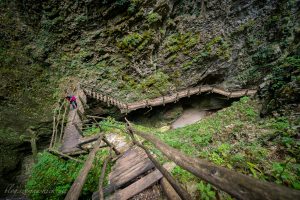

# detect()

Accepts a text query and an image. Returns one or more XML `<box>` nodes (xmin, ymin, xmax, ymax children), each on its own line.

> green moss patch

<box><xmin>26</xmin><ymin>150</ymin><xmax>111</xmax><ymax>200</ymax></box>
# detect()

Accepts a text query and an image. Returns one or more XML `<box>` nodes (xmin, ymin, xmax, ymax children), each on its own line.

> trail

<box><xmin>83</xmin><ymin>85</ymin><xmax>257</xmax><ymax>113</ymax></box>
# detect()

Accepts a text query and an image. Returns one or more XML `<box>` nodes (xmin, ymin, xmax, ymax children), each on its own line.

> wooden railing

<box><xmin>49</xmin><ymin>98</ymin><xmax>68</xmax><ymax>148</ymax></box>
<box><xmin>81</xmin><ymin>84</ymin><xmax>257</xmax><ymax>114</ymax></box>
<box><xmin>124</xmin><ymin>119</ymin><xmax>300</xmax><ymax>200</ymax></box>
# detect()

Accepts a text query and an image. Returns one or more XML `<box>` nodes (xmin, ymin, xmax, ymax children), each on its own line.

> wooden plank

<box><xmin>112</xmin><ymin>153</ymin><xmax>148</xmax><ymax>174</ymax></box>
<box><xmin>111</xmin><ymin>159</ymin><xmax>155</xmax><ymax>187</ymax></box>
<box><xmin>111</xmin><ymin>155</ymin><xmax>149</xmax><ymax>179</ymax></box>
<box><xmin>112</xmin><ymin>148</ymin><xmax>148</xmax><ymax>172</ymax></box>
<box><xmin>60</xmin><ymin>89</ymin><xmax>86</xmax><ymax>153</ymax></box>
<box><xmin>109</xmin><ymin>169</ymin><xmax>163</xmax><ymax>200</ymax></box>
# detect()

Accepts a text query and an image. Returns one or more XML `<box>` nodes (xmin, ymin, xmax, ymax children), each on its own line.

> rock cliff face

<box><xmin>0</xmin><ymin>0</ymin><xmax>299</xmax><ymax>193</ymax></box>
<box><xmin>4</xmin><ymin>0</ymin><xmax>299</xmax><ymax>100</ymax></box>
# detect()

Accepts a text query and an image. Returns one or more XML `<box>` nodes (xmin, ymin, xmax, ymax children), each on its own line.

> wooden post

<box><xmin>50</xmin><ymin>114</ymin><xmax>56</xmax><ymax>148</ymax></box>
<box><xmin>125</xmin><ymin>120</ymin><xmax>300</xmax><ymax>200</ymax></box>
<box><xmin>65</xmin><ymin>135</ymin><xmax>104</xmax><ymax>200</ymax></box>
<box><xmin>187</xmin><ymin>89</ymin><xmax>190</xmax><ymax>98</ymax></box>
<box><xmin>54</xmin><ymin>102</ymin><xmax>64</xmax><ymax>145</ymax></box>
<box><xmin>98</xmin><ymin>149</ymin><xmax>112</xmax><ymax>200</ymax></box>
<box><xmin>60</xmin><ymin>102</ymin><xmax>68</xmax><ymax>143</ymax></box>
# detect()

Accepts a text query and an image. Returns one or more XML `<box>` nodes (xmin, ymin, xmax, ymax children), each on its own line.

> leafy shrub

<box><xmin>117</xmin><ymin>30</ymin><xmax>155</xmax><ymax>55</ymax></box>
<box><xmin>271</xmin><ymin>161</ymin><xmax>300</xmax><ymax>189</ymax></box>
<box><xmin>138</xmin><ymin>71</ymin><xmax>171</xmax><ymax>94</ymax></box>
<box><xmin>146</xmin><ymin>12</ymin><xmax>162</xmax><ymax>24</ymax></box>
<box><xmin>164</xmin><ymin>32</ymin><xmax>199</xmax><ymax>55</ymax></box>
<box><xmin>171</xmin><ymin>166</ymin><xmax>194</xmax><ymax>183</ymax></box>
<box><xmin>118</xmin><ymin>32</ymin><xmax>143</xmax><ymax>50</ymax></box>
<box><xmin>197</xmin><ymin>181</ymin><xmax>216</xmax><ymax>200</ymax></box>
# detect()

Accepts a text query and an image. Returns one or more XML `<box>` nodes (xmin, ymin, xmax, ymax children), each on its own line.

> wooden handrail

<box><xmin>82</xmin><ymin>85</ymin><xmax>257</xmax><ymax>114</ymax></box>
<box><xmin>50</xmin><ymin>99</ymin><xmax>64</xmax><ymax>148</ymax></box>
<box><xmin>125</xmin><ymin>119</ymin><xmax>300</xmax><ymax>200</ymax></box>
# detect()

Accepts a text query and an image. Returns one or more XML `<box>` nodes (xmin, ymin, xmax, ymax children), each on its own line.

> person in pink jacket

<box><xmin>65</xmin><ymin>95</ymin><xmax>77</xmax><ymax>109</ymax></box>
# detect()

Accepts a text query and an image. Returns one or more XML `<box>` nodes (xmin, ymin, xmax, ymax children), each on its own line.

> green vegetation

<box><xmin>146</xmin><ymin>12</ymin><xmax>162</xmax><ymax>24</ymax></box>
<box><xmin>182</xmin><ymin>36</ymin><xmax>231</xmax><ymax>70</ymax></box>
<box><xmin>26</xmin><ymin>150</ymin><xmax>111</xmax><ymax>200</ymax></box>
<box><xmin>163</xmin><ymin>32</ymin><xmax>199</xmax><ymax>55</ymax></box>
<box><xmin>94</xmin><ymin>97</ymin><xmax>300</xmax><ymax>198</ymax></box>
<box><xmin>117</xmin><ymin>30</ymin><xmax>155</xmax><ymax>57</ymax></box>
<box><xmin>118</xmin><ymin>32</ymin><xmax>144</xmax><ymax>50</ymax></box>
<box><xmin>2</xmin><ymin>0</ymin><xmax>300</xmax><ymax>198</ymax></box>
<box><xmin>252</xmin><ymin>44</ymin><xmax>281</xmax><ymax>65</ymax></box>
<box><xmin>262</xmin><ymin>55</ymin><xmax>300</xmax><ymax>114</ymax></box>
<box><xmin>137</xmin><ymin>71</ymin><xmax>172</xmax><ymax>96</ymax></box>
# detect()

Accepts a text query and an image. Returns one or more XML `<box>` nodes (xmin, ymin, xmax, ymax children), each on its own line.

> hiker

<box><xmin>66</xmin><ymin>95</ymin><xmax>77</xmax><ymax>109</ymax></box>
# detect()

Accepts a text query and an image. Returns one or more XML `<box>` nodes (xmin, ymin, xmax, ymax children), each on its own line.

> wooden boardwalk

<box><xmin>92</xmin><ymin>146</ymin><xmax>174</xmax><ymax>200</ymax></box>
<box><xmin>60</xmin><ymin>89</ymin><xmax>87</xmax><ymax>154</ymax></box>
<box><xmin>83</xmin><ymin>85</ymin><xmax>257</xmax><ymax>113</ymax></box>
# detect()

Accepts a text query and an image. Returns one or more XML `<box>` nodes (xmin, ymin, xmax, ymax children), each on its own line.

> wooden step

<box><xmin>111</xmin><ymin>153</ymin><xmax>148</xmax><ymax>176</ymax></box>
<box><xmin>111</xmin><ymin>159</ymin><xmax>155</xmax><ymax>186</ymax></box>
<box><xmin>109</xmin><ymin>169</ymin><xmax>163</xmax><ymax>200</ymax></box>
<box><xmin>92</xmin><ymin>169</ymin><xmax>163</xmax><ymax>200</ymax></box>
